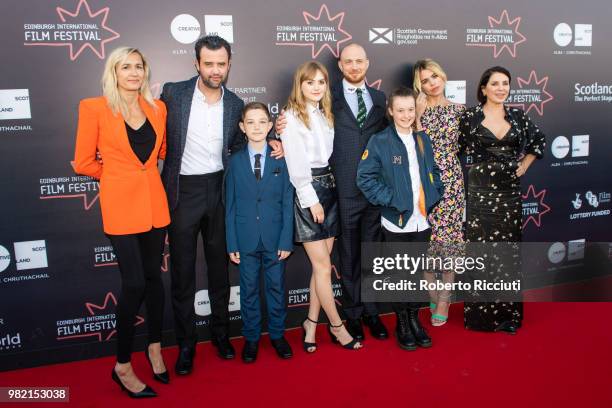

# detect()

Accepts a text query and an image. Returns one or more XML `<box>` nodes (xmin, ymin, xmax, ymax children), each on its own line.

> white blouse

<box><xmin>281</xmin><ymin>105</ymin><xmax>334</xmax><ymax>208</ymax></box>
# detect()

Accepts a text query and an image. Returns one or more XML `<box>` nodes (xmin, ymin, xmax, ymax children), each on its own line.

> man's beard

<box><xmin>344</xmin><ymin>71</ymin><xmax>366</xmax><ymax>85</ymax></box>
<box><xmin>201</xmin><ymin>73</ymin><xmax>229</xmax><ymax>89</ymax></box>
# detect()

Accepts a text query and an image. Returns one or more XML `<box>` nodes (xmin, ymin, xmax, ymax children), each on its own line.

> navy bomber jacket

<box><xmin>356</xmin><ymin>125</ymin><xmax>444</xmax><ymax>228</ymax></box>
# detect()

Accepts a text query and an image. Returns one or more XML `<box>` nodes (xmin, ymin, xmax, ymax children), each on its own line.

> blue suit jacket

<box><xmin>160</xmin><ymin>76</ymin><xmax>245</xmax><ymax>211</ymax></box>
<box><xmin>329</xmin><ymin>82</ymin><xmax>388</xmax><ymax>198</ymax></box>
<box><xmin>225</xmin><ymin>146</ymin><xmax>294</xmax><ymax>254</ymax></box>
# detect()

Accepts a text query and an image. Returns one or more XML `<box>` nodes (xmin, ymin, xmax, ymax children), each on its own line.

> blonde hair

<box><xmin>412</xmin><ymin>59</ymin><xmax>448</xmax><ymax>95</ymax></box>
<box><xmin>101</xmin><ymin>46</ymin><xmax>156</xmax><ymax>117</ymax></box>
<box><xmin>286</xmin><ymin>61</ymin><xmax>334</xmax><ymax>129</ymax></box>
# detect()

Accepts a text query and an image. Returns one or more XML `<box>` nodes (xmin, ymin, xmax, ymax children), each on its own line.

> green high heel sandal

<box><xmin>431</xmin><ymin>295</ymin><xmax>451</xmax><ymax>327</ymax></box>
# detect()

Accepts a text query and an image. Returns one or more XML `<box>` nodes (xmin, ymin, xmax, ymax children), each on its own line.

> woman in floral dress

<box><xmin>413</xmin><ymin>59</ymin><xmax>465</xmax><ymax>326</ymax></box>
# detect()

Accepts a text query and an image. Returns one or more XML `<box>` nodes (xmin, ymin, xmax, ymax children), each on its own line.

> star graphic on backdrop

<box><xmin>487</xmin><ymin>10</ymin><xmax>526</xmax><ymax>58</ymax></box>
<box><xmin>161</xmin><ymin>234</ymin><xmax>170</xmax><ymax>273</ymax></box>
<box><xmin>24</xmin><ymin>0</ymin><xmax>120</xmax><ymax>61</ymax></box>
<box><xmin>150</xmin><ymin>82</ymin><xmax>162</xmax><ymax>99</ymax></box>
<box><xmin>522</xmin><ymin>185</ymin><xmax>551</xmax><ymax>229</ymax></box>
<box><xmin>365</xmin><ymin>78</ymin><xmax>382</xmax><ymax>90</ymax></box>
<box><xmin>467</xmin><ymin>10</ymin><xmax>526</xmax><ymax>58</ymax></box>
<box><xmin>277</xmin><ymin>4</ymin><xmax>352</xmax><ymax>58</ymax></box>
<box><xmin>508</xmin><ymin>71</ymin><xmax>554</xmax><ymax>116</ymax></box>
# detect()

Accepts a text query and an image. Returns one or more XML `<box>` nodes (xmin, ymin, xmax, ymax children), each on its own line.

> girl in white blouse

<box><xmin>281</xmin><ymin>61</ymin><xmax>362</xmax><ymax>352</ymax></box>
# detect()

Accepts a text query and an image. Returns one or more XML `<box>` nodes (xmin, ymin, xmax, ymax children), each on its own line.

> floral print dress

<box><xmin>421</xmin><ymin>103</ymin><xmax>466</xmax><ymax>244</ymax></box>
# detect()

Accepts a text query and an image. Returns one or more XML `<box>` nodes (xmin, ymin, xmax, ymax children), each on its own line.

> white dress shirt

<box><xmin>382</xmin><ymin>130</ymin><xmax>430</xmax><ymax>233</ymax></box>
<box><xmin>180</xmin><ymin>80</ymin><xmax>224</xmax><ymax>175</ymax></box>
<box><xmin>281</xmin><ymin>105</ymin><xmax>334</xmax><ymax>208</ymax></box>
<box><xmin>248</xmin><ymin>143</ymin><xmax>267</xmax><ymax>177</ymax></box>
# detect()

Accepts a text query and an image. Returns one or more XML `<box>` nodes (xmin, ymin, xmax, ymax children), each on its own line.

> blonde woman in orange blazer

<box><xmin>74</xmin><ymin>47</ymin><xmax>169</xmax><ymax>399</ymax></box>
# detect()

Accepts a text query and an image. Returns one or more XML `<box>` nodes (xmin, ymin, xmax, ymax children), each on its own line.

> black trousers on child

<box><xmin>381</xmin><ymin>228</ymin><xmax>431</xmax><ymax>313</ymax></box>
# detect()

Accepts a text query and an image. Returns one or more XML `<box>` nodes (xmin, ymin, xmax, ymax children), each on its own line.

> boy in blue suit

<box><xmin>225</xmin><ymin>102</ymin><xmax>294</xmax><ymax>363</ymax></box>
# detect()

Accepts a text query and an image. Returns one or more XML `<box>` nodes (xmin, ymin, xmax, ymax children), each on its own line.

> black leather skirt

<box><xmin>294</xmin><ymin>166</ymin><xmax>339</xmax><ymax>243</ymax></box>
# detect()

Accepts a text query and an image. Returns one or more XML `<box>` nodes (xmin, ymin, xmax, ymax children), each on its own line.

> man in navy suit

<box><xmin>161</xmin><ymin>36</ymin><xmax>281</xmax><ymax>374</ymax></box>
<box><xmin>225</xmin><ymin>103</ymin><xmax>294</xmax><ymax>363</ymax></box>
<box><xmin>330</xmin><ymin>44</ymin><xmax>389</xmax><ymax>341</ymax></box>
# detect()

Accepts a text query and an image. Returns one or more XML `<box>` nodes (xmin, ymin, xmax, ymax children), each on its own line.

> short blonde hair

<box><xmin>101</xmin><ymin>47</ymin><xmax>156</xmax><ymax>117</ymax></box>
<box><xmin>413</xmin><ymin>59</ymin><xmax>448</xmax><ymax>95</ymax></box>
<box><xmin>286</xmin><ymin>61</ymin><xmax>334</xmax><ymax>129</ymax></box>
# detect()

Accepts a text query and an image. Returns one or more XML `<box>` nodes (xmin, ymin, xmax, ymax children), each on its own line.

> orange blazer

<box><xmin>74</xmin><ymin>96</ymin><xmax>170</xmax><ymax>235</ymax></box>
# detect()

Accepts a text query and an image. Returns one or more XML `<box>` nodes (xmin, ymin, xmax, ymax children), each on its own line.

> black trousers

<box><xmin>169</xmin><ymin>172</ymin><xmax>229</xmax><ymax>347</ymax></box>
<box><xmin>382</xmin><ymin>227</ymin><xmax>432</xmax><ymax>313</ymax></box>
<box><xmin>337</xmin><ymin>195</ymin><xmax>382</xmax><ymax>319</ymax></box>
<box><xmin>107</xmin><ymin>227</ymin><xmax>166</xmax><ymax>364</ymax></box>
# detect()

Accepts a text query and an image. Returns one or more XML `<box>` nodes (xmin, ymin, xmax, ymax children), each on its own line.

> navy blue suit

<box><xmin>330</xmin><ymin>82</ymin><xmax>388</xmax><ymax>319</ymax></box>
<box><xmin>225</xmin><ymin>146</ymin><xmax>294</xmax><ymax>341</ymax></box>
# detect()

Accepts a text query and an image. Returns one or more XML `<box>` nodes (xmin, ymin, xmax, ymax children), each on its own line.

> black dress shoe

<box><xmin>241</xmin><ymin>341</ymin><xmax>259</xmax><ymax>363</ymax></box>
<box><xmin>345</xmin><ymin>318</ymin><xmax>365</xmax><ymax>341</ymax></box>
<box><xmin>212</xmin><ymin>335</ymin><xmax>236</xmax><ymax>359</ymax></box>
<box><xmin>270</xmin><ymin>337</ymin><xmax>293</xmax><ymax>359</ymax></box>
<box><xmin>145</xmin><ymin>347</ymin><xmax>169</xmax><ymax>384</ymax></box>
<box><xmin>363</xmin><ymin>315</ymin><xmax>389</xmax><ymax>340</ymax></box>
<box><xmin>395</xmin><ymin>310</ymin><xmax>417</xmax><ymax>351</ymax></box>
<box><xmin>174</xmin><ymin>345</ymin><xmax>195</xmax><ymax>376</ymax></box>
<box><xmin>111</xmin><ymin>369</ymin><xmax>157</xmax><ymax>398</ymax></box>
<box><xmin>408</xmin><ymin>308</ymin><xmax>432</xmax><ymax>348</ymax></box>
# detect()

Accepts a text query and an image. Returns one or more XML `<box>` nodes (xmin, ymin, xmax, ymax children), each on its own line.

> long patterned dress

<box><xmin>420</xmin><ymin>104</ymin><xmax>466</xmax><ymax>244</ymax></box>
<box><xmin>459</xmin><ymin>105</ymin><xmax>546</xmax><ymax>331</ymax></box>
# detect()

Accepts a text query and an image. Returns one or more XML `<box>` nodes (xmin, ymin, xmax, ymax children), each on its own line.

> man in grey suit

<box><xmin>161</xmin><ymin>35</ymin><xmax>280</xmax><ymax>375</ymax></box>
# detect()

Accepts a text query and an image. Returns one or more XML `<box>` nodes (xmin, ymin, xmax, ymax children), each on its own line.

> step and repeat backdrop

<box><xmin>1</xmin><ymin>0</ymin><xmax>611</xmax><ymax>370</ymax></box>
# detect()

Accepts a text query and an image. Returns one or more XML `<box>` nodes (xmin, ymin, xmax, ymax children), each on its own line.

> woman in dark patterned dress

<box><xmin>413</xmin><ymin>59</ymin><xmax>465</xmax><ymax>326</ymax></box>
<box><xmin>459</xmin><ymin>66</ymin><xmax>545</xmax><ymax>333</ymax></box>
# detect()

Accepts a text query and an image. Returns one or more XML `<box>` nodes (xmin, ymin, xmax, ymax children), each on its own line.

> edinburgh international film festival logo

<box><xmin>39</xmin><ymin>166</ymin><xmax>99</xmax><ymax>211</ymax></box>
<box><xmin>56</xmin><ymin>292</ymin><xmax>144</xmax><ymax>343</ymax></box>
<box><xmin>465</xmin><ymin>10</ymin><xmax>526</xmax><ymax>58</ymax></box>
<box><xmin>23</xmin><ymin>0</ymin><xmax>120</xmax><ymax>61</ymax></box>
<box><xmin>506</xmin><ymin>70</ymin><xmax>554</xmax><ymax>116</ymax></box>
<box><xmin>276</xmin><ymin>4</ymin><xmax>352</xmax><ymax>58</ymax></box>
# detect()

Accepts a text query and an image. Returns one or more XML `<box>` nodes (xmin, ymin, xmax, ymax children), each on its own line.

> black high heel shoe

<box><xmin>328</xmin><ymin>322</ymin><xmax>362</xmax><ymax>350</ymax></box>
<box><xmin>145</xmin><ymin>346</ymin><xmax>170</xmax><ymax>384</ymax></box>
<box><xmin>301</xmin><ymin>317</ymin><xmax>318</xmax><ymax>353</ymax></box>
<box><xmin>111</xmin><ymin>368</ymin><xmax>157</xmax><ymax>399</ymax></box>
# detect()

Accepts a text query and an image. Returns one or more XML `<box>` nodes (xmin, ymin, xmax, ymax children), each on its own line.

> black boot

<box><xmin>395</xmin><ymin>310</ymin><xmax>416</xmax><ymax>351</ymax></box>
<box><xmin>408</xmin><ymin>308</ymin><xmax>432</xmax><ymax>348</ymax></box>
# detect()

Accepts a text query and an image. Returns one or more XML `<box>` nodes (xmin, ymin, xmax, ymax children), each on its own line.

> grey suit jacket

<box><xmin>160</xmin><ymin>76</ymin><xmax>245</xmax><ymax>211</ymax></box>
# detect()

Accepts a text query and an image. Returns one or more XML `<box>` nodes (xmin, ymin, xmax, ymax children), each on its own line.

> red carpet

<box><xmin>1</xmin><ymin>303</ymin><xmax>611</xmax><ymax>407</ymax></box>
